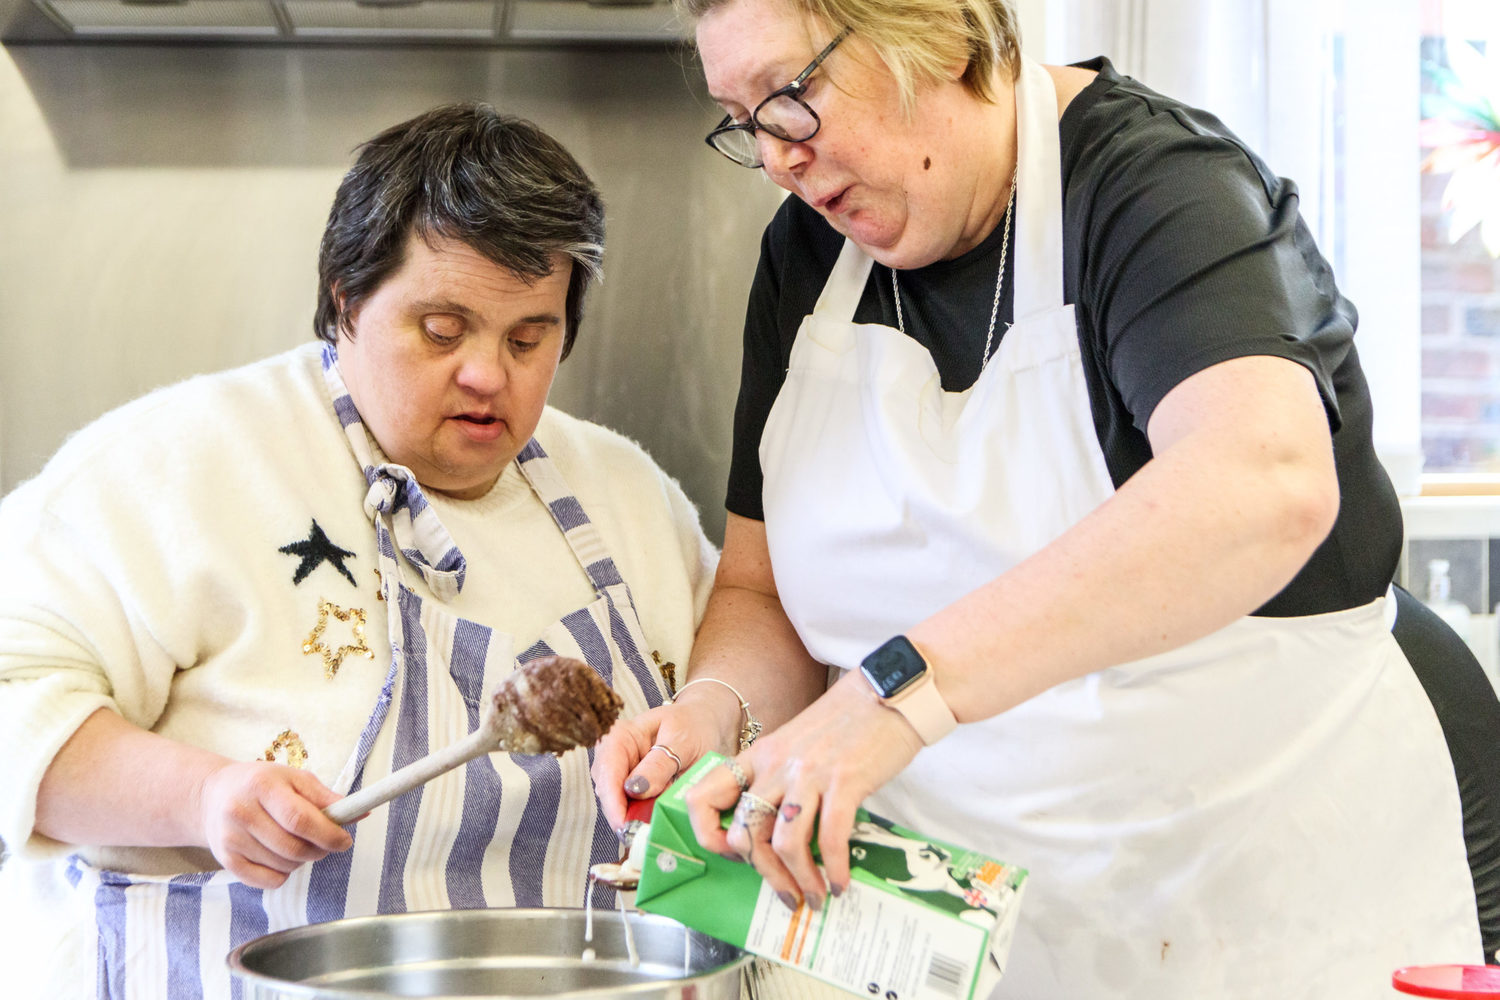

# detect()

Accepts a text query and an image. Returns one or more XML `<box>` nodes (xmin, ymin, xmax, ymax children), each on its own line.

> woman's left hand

<box><xmin>683</xmin><ymin>668</ymin><xmax>923</xmax><ymax>909</ymax></box>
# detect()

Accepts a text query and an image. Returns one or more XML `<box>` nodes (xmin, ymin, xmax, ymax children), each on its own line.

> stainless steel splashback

<box><xmin>0</xmin><ymin>43</ymin><xmax>786</xmax><ymax>545</ymax></box>
<box><xmin>0</xmin><ymin>0</ymin><xmax>690</xmax><ymax>46</ymax></box>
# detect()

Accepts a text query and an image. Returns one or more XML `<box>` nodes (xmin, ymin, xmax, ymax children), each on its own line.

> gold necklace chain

<box><xmin>891</xmin><ymin>172</ymin><xmax>1018</xmax><ymax>381</ymax></box>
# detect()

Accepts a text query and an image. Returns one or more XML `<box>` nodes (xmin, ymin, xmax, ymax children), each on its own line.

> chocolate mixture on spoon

<box><xmin>497</xmin><ymin>654</ymin><xmax>624</xmax><ymax>755</ymax></box>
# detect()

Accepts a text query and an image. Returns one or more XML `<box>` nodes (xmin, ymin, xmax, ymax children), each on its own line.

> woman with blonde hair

<box><xmin>594</xmin><ymin>0</ymin><xmax>1500</xmax><ymax>994</ymax></box>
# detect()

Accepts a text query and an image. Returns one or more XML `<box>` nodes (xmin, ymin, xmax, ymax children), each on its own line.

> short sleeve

<box><xmin>1064</xmin><ymin>85</ymin><xmax>1356</xmax><ymax>435</ymax></box>
<box><xmin>725</xmin><ymin>200</ymin><xmax>846</xmax><ymax>520</ymax></box>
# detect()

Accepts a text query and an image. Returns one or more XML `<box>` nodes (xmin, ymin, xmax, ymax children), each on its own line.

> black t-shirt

<box><xmin>726</xmin><ymin>57</ymin><xmax>1401</xmax><ymax>617</ymax></box>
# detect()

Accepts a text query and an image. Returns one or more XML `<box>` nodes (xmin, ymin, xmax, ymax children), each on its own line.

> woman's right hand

<box><xmin>590</xmin><ymin>685</ymin><xmax>745</xmax><ymax>832</ymax></box>
<box><xmin>197</xmin><ymin>761</ymin><xmax>354</xmax><ymax>889</ymax></box>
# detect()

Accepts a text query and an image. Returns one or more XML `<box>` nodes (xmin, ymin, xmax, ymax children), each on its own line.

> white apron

<box><xmin>758</xmin><ymin>57</ymin><xmax>1481</xmax><ymax>999</ymax></box>
<box><xmin>59</xmin><ymin>347</ymin><xmax>668</xmax><ymax>999</ymax></box>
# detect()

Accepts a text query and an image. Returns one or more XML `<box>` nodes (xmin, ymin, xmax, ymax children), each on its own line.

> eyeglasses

<box><xmin>705</xmin><ymin>26</ymin><xmax>852</xmax><ymax>168</ymax></box>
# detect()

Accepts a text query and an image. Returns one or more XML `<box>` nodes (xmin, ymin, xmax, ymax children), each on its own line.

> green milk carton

<box><xmin>634</xmin><ymin>752</ymin><xmax>1028</xmax><ymax>1000</ymax></box>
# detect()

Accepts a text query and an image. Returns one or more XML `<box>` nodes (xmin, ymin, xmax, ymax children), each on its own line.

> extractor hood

<box><xmin>0</xmin><ymin>0</ymin><xmax>691</xmax><ymax>45</ymax></box>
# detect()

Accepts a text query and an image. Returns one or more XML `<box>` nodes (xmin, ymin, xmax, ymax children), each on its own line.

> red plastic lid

<box><xmin>1393</xmin><ymin>965</ymin><xmax>1500</xmax><ymax>997</ymax></box>
<box><xmin>625</xmin><ymin>797</ymin><xmax>656</xmax><ymax>825</ymax></box>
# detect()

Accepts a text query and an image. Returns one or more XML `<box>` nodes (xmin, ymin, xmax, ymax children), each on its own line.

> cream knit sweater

<box><xmin>0</xmin><ymin>342</ymin><xmax>717</xmax><ymax>876</ymax></box>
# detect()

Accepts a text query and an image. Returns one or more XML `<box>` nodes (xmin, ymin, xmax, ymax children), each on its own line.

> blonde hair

<box><xmin>677</xmin><ymin>0</ymin><xmax>1021</xmax><ymax>112</ymax></box>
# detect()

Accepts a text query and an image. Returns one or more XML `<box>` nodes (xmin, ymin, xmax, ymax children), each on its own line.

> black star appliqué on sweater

<box><xmin>279</xmin><ymin>519</ymin><xmax>357</xmax><ymax>587</ymax></box>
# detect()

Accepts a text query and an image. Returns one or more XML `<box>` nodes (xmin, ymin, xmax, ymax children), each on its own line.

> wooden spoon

<box><xmin>325</xmin><ymin>654</ymin><xmax>623</xmax><ymax>826</ymax></box>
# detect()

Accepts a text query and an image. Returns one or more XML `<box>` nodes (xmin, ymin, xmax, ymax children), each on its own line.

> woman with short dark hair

<box><xmin>0</xmin><ymin>103</ymin><xmax>713</xmax><ymax>998</ymax></box>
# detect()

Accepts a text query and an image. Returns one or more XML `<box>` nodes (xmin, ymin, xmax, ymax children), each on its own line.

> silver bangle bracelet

<box><xmin>671</xmin><ymin>677</ymin><xmax>763</xmax><ymax>751</ymax></box>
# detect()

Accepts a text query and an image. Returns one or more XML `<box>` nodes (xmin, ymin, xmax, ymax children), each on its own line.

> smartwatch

<box><xmin>859</xmin><ymin>635</ymin><xmax>957</xmax><ymax>745</ymax></box>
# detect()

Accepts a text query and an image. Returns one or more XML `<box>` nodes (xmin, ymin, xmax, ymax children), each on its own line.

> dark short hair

<box><xmin>314</xmin><ymin>103</ymin><xmax>605</xmax><ymax>360</ymax></box>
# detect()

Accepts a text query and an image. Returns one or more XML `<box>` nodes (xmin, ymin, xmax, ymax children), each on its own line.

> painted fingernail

<box><xmin>830</xmin><ymin>882</ymin><xmax>844</xmax><ymax>898</ymax></box>
<box><xmin>806</xmin><ymin>893</ymin><xmax>822</xmax><ymax>912</ymax></box>
<box><xmin>624</xmin><ymin>776</ymin><xmax>649</xmax><ymax>796</ymax></box>
<box><xmin>777</xmin><ymin>891</ymin><xmax>798</xmax><ymax>911</ymax></box>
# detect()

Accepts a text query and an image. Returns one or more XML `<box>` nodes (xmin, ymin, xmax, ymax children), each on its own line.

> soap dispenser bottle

<box><xmin>1425</xmin><ymin>558</ymin><xmax>1473</xmax><ymax>647</ymax></box>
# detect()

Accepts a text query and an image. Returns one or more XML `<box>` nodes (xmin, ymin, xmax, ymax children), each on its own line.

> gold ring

<box><xmin>648</xmin><ymin>743</ymin><xmax>682</xmax><ymax>773</ymax></box>
<box><xmin>723</xmin><ymin>758</ymin><xmax>750</xmax><ymax>793</ymax></box>
<box><xmin>734</xmin><ymin>791</ymin><xmax>777</xmax><ymax>827</ymax></box>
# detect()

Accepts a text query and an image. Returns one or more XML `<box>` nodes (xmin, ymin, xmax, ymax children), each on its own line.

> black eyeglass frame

<box><xmin>704</xmin><ymin>26</ymin><xmax>853</xmax><ymax>167</ymax></box>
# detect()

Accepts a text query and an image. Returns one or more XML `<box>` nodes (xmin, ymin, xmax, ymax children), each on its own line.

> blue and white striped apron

<box><xmin>61</xmin><ymin>345</ymin><xmax>670</xmax><ymax>999</ymax></box>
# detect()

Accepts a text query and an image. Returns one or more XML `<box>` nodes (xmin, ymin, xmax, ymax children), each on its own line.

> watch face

<box><xmin>860</xmin><ymin>636</ymin><xmax>926</xmax><ymax>698</ymax></box>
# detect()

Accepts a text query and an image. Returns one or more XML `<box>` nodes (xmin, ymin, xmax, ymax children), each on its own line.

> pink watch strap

<box><xmin>886</xmin><ymin>671</ymin><xmax>957</xmax><ymax>745</ymax></box>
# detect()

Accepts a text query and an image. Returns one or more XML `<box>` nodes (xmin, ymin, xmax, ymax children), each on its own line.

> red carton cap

<box><xmin>1393</xmin><ymin>965</ymin><xmax>1500</xmax><ymax>997</ymax></box>
<box><xmin>625</xmin><ymin>797</ymin><xmax>656</xmax><ymax>826</ymax></box>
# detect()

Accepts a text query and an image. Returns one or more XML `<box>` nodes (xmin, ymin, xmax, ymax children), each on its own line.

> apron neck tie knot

<box><xmin>363</xmin><ymin>475</ymin><xmax>399</xmax><ymax>516</ymax></box>
<box><xmin>361</xmin><ymin>463</ymin><xmax>466</xmax><ymax>603</ymax></box>
<box><xmin>320</xmin><ymin>342</ymin><xmax>468</xmax><ymax>602</ymax></box>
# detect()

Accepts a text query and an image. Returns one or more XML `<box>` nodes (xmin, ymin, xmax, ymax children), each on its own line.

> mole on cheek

<box><xmin>923</xmin><ymin>156</ymin><xmax>931</xmax><ymax>170</ymax></box>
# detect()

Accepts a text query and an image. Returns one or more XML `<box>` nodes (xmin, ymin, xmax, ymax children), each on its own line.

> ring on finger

<box><xmin>648</xmin><ymin>743</ymin><xmax>683</xmax><ymax>775</ymax></box>
<box><xmin>723</xmin><ymin>758</ymin><xmax>750</xmax><ymax>793</ymax></box>
<box><xmin>734</xmin><ymin>791</ymin><xmax>777</xmax><ymax>828</ymax></box>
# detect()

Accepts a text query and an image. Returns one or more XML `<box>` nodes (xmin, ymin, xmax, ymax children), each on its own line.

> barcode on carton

<box><xmin>924</xmin><ymin>952</ymin><xmax>967</xmax><ymax>997</ymax></box>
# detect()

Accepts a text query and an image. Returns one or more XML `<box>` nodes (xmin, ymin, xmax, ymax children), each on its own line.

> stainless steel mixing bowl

<box><xmin>226</xmin><ymin>907</ymin><xmax>750</xmax><ymax>999</ymax></box>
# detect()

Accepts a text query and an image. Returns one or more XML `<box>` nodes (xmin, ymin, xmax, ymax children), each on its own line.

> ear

<box><xmin>331</xmin><ymin>282</ymin><xmax>357</xmax><ymax>341</ymax></box>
